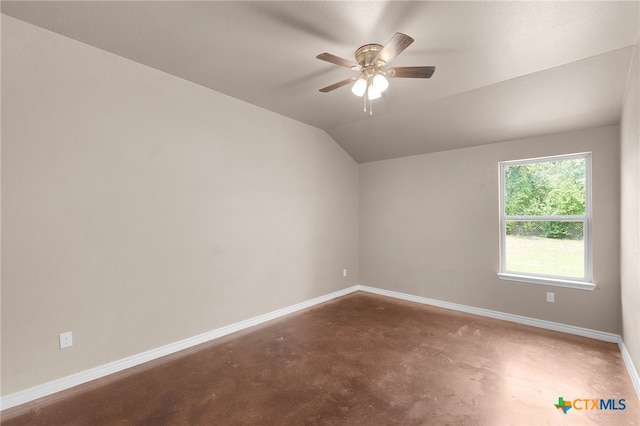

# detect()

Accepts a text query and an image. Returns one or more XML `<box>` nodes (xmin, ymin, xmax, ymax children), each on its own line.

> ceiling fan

<box><xmin>316</xmin><ymin>32</ymin><xmax>435</xmax><ymax>114</ymax></box>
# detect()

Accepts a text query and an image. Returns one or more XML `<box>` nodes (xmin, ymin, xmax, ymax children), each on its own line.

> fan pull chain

<box><xmin>361</xmin><ymin>83</ymin><xmax>374</xmax><ymax>116</ymax></box>
<box><xmin>362</xmin><ymin>86</ymin><xmax>373</xmax><ymax>115</ymax></box>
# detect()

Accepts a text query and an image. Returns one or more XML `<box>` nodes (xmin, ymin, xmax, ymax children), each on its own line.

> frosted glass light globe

<box><xmin>372</xmin><ymin>73</ymin><xmax>389</xmax><ymax>93</ymax></box>
<box><xmin>368</xmin><ymin>85</ymin><xmax>382</xmax><ymax>100</ymax></box>
<box><xmin>351</xmin><ymin>77</ymin><xmax>367</xmax><ymax>97</ymax></box>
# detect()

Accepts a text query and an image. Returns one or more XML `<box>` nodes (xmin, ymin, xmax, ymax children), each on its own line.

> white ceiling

<box><xmin>2</xmin><ymin>1</ymin><xmax>639</xmax><ymax>163</ymax></box>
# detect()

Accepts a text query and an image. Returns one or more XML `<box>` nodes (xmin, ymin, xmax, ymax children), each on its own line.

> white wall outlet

<box><xmin>546</xmin><ymin>292</ymin><xmax>555</xmax><ymax>303</ymax></box>
<box><xmin>342</xmin><ymin>268</ymin><xmax>348</xmax><ymax>277</ymax></box>
<box><xmin>59</xmin><ymin>331</ymin><xmax>73</xmax><ymax>349</ymax></box>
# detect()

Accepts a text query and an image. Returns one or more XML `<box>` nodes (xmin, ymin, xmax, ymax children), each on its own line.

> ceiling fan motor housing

<box><xmin>355</xmin><ymin>44</ymin><xmax>386</xmax><ymax>68</ymax></box>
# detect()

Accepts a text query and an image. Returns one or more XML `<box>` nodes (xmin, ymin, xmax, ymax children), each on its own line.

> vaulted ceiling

<box><xmin>2</xmin><ymin>1</ymin><xmax>639</xmax><ymax>162</ymax></box>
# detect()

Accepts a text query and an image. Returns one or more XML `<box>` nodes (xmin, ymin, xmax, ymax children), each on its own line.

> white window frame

<box><xmin>498</xmin><ymin>153</ymin><xmax>595</xmax><ymax>291</ymax></box>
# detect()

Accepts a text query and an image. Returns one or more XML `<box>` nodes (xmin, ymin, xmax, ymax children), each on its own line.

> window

<box><xmin>498</xmin><ymin>153</ymin><xmax>594</xmax><ymax>290</ymax></box>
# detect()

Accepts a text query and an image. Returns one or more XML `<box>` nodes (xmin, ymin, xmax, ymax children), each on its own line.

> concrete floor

<box><xmin>2</xmin><ymin>292</ymin><xmax>638</xmax><ymax>425</ymax></box>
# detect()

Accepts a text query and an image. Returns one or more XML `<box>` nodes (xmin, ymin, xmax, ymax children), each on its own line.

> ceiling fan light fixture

<box><xmin>351</xmin><ymin>77</ymin><xmax>367</xmax><ymax>97</ymax></box>
<box><xmin>367</xmin><ymin>85</ymin><xmax>382</xmax><ymax>100</ymax></box>
<box><xmin>372</xmin><ymin>73</ymin><xmax>389</xmax><ymax>93</ymax></box>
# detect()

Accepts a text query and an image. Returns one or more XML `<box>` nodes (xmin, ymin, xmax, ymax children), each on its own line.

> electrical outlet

<box><xmin>59</xmin><ymin>331</ymin><xmax>73</xmax><ymax>349</ymax></box>
<box><xmin>343</xmin><ymin>268</ymin><xmax>348</xmax><ymax>277</ymax></box>
<box><xmin>546</xmin><ymin>292</ymin><xmax>555</xmax><ymax>303</ymax></box>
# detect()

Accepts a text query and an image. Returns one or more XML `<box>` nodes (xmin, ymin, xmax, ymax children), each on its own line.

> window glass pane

<box><xmin>504</xmin><ymin>158</ymin><xmax>586</xmax><ymax>216</ymax></box>
<box><xmin>505</xmin><ymin>221</ymin><xmax>584</xmax><ymax>278</ymax></box>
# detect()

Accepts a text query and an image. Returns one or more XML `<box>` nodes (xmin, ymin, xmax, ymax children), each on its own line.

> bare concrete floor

<box><xmin>2</xmin><ymin>292</ymin><xmax>638</xmax><ymax>425</ymax></box>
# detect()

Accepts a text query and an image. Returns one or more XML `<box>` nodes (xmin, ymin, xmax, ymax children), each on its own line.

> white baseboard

<box><xmin>356</xmin><ymin>285</ymin><xmax>620</xmax><ymax>341</ymax></box>
<box><xmin>0</xmin><ymin>286</ymin><xmax>360</xmax><ymax>411</ymax></box>
<box><xmin>3</xmin><ymin>284</ymin><xmax>638</xmax><ymax>410</ymax></box>
<box><xmin>356</xmin><ymin>285</ymin><xmax>640</xmax><ymax>400</ymax></box>
<box><xmin>618</xmin><ymin>339</ymin><xmax>640</xmax><ymax>399</ymax></box>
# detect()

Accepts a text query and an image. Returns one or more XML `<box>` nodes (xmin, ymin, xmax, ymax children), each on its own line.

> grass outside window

<box><xmin>505</xmin><ymin>235</ymin><xmax>584</xmax><ymax>278</ymax></box>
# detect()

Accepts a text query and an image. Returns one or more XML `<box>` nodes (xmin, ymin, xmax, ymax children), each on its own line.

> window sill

<box><xmin>497</xmin><ymin>273</ymin><xmax>596</xmax><ymax>291</ymax></box>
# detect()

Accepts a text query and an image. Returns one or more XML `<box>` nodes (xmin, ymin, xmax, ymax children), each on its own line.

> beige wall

<box><xmin>621</xmin><ymin>40</ymin><xmax>640</xmax><ymax>378</ymax></box>
<box><xmin>1</xmin><ymin>16</ymin><xmax>359</xmax><ymax>395</ymax></box>
<box><xmin>360</xmin><ymin>125</ymin><xmax>621</xmax><ymax>333</ymax></box>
